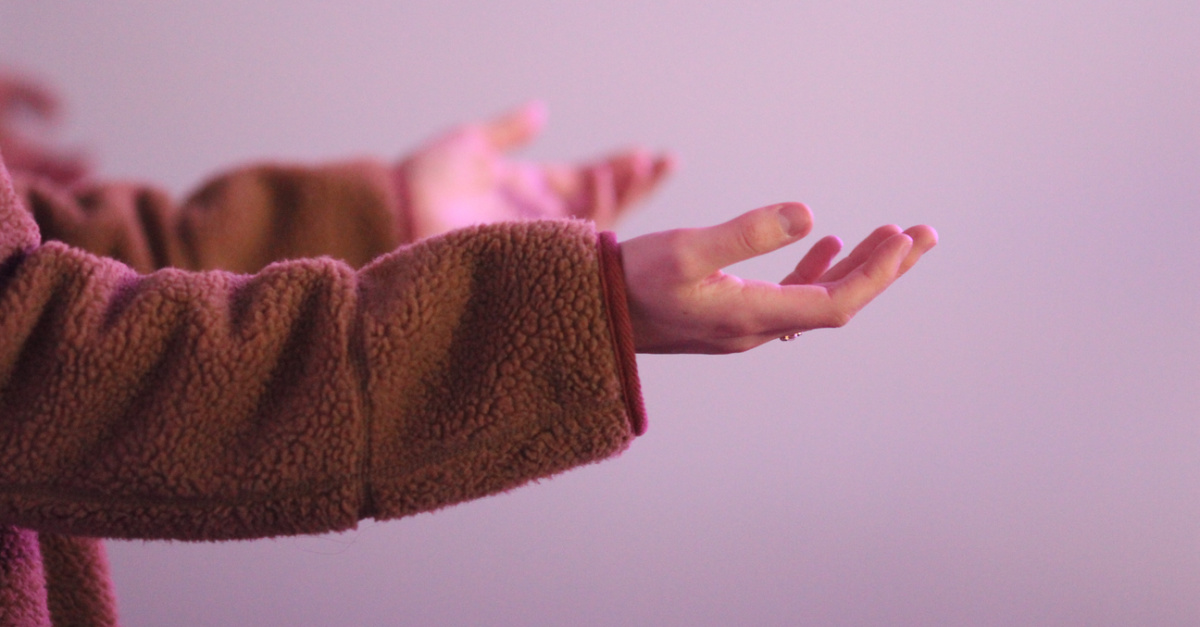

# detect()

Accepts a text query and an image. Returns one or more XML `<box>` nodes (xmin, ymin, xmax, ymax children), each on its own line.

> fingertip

<box><xmin>922</xmin><ymin>225</ymin><xmax>939</xmax><ymax>247</ymax></box>
<box><xmin>880</xmin><ymin>231</ymin><xmax>914</xmax><ymax>265</ymax></box>
<box><xmin>901</xmin><ymin>224</ymin><xmax>938</xmax><ymax>251</ymax></box>
<box><xmin>817</xmin><ymin>234</ymin><xmax>844</xmax><ymax>254</ymax></box>
<box><xmin>783</xmin><ymin>233</ymin><xmax>843</xmax><ymax>285</ymax></box>
<box><xmin>521</xmin><ymin>99</ymin><xmax>548</xmax><ymax>127</ymax></box>
<box><xmin>656</xmin><ymin>152</ymin><xmax>680</xmax><ymax>176</ymax></box>
<box><xmin>691</xmin><ymin>202</ymin><xmax>813</xmax><ymax>275</ymax></box>
<box><xmin>487</xmin><ymin>100</ymin><xmax>547</xmax><ymax>149</ymax></box>
<box><xmin>776</xmin><ymin>202</ymin><xmax>813</xmax><ymax>238</ymax></box>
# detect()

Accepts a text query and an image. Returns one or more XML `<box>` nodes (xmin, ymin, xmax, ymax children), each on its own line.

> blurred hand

<box><xmin>0</xmin><ymin>73</ymin><xmax>87</xmax><ymax>184</ymax></box>
<box><xmin>621</xmin><ymin>202</ymin><xmax>937</xmax><ymax>353</ymax></box>
<box><xmin>397</xmin><ymin>101</ymin><xmax>673</xmax><ymax>239</ymax></box>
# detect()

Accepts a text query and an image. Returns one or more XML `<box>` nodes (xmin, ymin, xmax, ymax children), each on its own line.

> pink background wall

<box><xmin>3</xmin><ymin>2</ymin><xmax>1197</xmax><ymax>625</ymax></box>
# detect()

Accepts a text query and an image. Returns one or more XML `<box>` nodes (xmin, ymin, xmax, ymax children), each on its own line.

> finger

<box><xmin>483</xmin><ymin>100</ymin><xmax>547</xmax><ymax>151</ymax></box>
<box><xmin>563</xmin><ymin>149</ymin><xmax>674</xmax><ymax>225</ymax></box>
<box><xmin>587</xmin><ymin>163</ymin><xmax>618</xmax><ymax>227</ymax></box>
<box><xmin>823</xmin><ymin>232</ymin><xmax>913</xmax><ymax>321</ymax></box>
<box><xmin>682</xmin><ymin>202</ymin><xmax>812</xmax><ymax>279</ymax></box>
<box><xmin>741</xmin><ymin>230</ymin><xmax>917</xmax><ymax>334</ymax></box>
<box><xmin>541</xmin><ymin>161</ymin><xmax>618</xmax><ymax>224</ymax></box>
<box><xmin>897</xmin><ymin>225</ymin><xmax>938</xmax><ymax>276</ymax></box>
<box><xmin>731</xmin><ymin>236</ymin><xmax>911</xmax><ymax>336</ymax></box>
<box><xmin>607</xmin><ymin>148</ymin><xmax>653</xmax><ymax>208</ymax></box>
<box><xmin>609</xmin><ymin>149</ymin><xmax>675</xmax><ymax>211</ymax></box>
<box><xmin>818</xmin><ymin>224</ymin><xmax>902</xmax><ymax>283</ymax></box>
<box><xmin>0</xmin><ymin>75</ymin><xmax>60</xmax><ymax>119</ymax></box>
<box><xmin>781</xmin><ymin>235</ymin><xmax>842</xmax><ymax>285</ymax></box>
<box><xmin>498</xmin><ymin>162</ymin><xmax>566</xmax><ymax>220</ymax></box>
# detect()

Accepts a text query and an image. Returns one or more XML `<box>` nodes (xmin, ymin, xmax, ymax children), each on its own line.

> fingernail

<box><xmin>776</xmin><ymin>203</ymin><xmax>810</xmax><ymax>237</ymax></box>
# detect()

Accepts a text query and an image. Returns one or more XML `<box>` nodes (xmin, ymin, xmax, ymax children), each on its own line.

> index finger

<box><xmin>482</xmin><ymin>100</ymin><xmax>547</xmax><ymax>151</ymax></box>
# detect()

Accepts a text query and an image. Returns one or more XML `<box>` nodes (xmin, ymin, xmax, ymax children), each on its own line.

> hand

<box><xmin>621</xmin><ymin>202</ymin><xmax>937</xmax><ymax>353</ymax></box>
<box><xmin>0</xmin><ymin>72</ymin><xmax>87</xmax><ymax>184</ymax></box>
<box><xmin>397</xmin><ymin>101</ymin><xmax>674</xmax><ymax>240</ymax></box>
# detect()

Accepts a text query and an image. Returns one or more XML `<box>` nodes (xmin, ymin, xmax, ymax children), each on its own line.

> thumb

<box><xmin>0</xmin><ymin>74</ymin><xmax>60</xmax><ymax>120</ymax></box>
<box><xmin>684</xmin><ymin>202</ymin><xmax>812</xmax><ymax>277</ymax></box>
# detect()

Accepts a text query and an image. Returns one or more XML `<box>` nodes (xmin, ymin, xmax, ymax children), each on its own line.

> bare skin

<box><xmin>1</xmin><ymin>80</ymin><xmax>937</xmax><ymax>356</ymax></box>
<box><xmin>622</xmin><ymin>202</ymin><xmax>937</xmax><ymax>353</ymax></box>
<box><xmin>400</xmin><ymin>105</ymin><xmax>937</xmax><ymax>355</ymax></box>
<box><xmin>398</xmin><ymin>100</ymin><xmax>674</xmax><ymax>239</ymax></box>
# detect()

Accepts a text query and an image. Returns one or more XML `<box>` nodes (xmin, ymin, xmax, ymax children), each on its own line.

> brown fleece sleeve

<box><xmin>0</xmin><ymin>162</ymin><xmax>641</xmax><ymax>541</ymax></box>
<box><xmin>16</xmin><ymin>159</ymin><xmax>410</xmax><ymax>274</ymax></box>
<box><xmin>0</xmin><ymin>526</ymin><xmax>50</xmax><ymax>626</ymax></box>
<box><xmin>37</xmin><ymin>532</ymin><xmax>119</xmax><ymax>626</ymax></box>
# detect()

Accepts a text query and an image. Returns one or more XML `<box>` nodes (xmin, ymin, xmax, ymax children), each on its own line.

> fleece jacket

<box><xmin>0</xmin><ymin>154</ymin><xmax>646</xmax><ymax>626</ymax></box>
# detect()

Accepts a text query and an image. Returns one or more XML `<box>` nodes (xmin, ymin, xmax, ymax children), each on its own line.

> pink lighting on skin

<box><xmin>1</xmin><ymin>1</ymin><xmax>1196</xmax><ymax>625</ymax></box>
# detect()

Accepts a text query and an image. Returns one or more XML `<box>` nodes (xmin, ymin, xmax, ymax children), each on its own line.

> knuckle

<box><xmin>827</xmin><ymin>308</ymin><xmax>853</xmax><ymax>328</ymax></box>
<box><xmin>817</xmin><ymin>298</ymin><xmax>855</xmax><ymax>328</ymax></box>
<box><xmin>712</xmin><ymin>314</ymin><xmax>758</xmax><ymax>341</ymax></box>
<box><xmin>667</xmin><ymin>230</ymin><xmax>706</xmax><ymax>277</ymax></box>
<box><xmin>738</xmin><ymin>217</ymin><xmax>778</xmax><ymax>256</ymax></box>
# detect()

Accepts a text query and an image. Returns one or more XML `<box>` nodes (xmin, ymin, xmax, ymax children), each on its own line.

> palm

<box><xmin>621</xmin><ymin>203</ymin><xmax>938</xmax><ymax>354</ymax></box>
<box><xmin>398</xmin><ymin>102</ymin><xmax>673</xmax><ymax>240</ymax></box>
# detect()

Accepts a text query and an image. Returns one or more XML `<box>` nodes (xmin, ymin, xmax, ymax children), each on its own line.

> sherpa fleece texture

<box><xmin>0</xmin><ymin>155</ymin><xmax>645</xmax><ymax>625</ymax></box>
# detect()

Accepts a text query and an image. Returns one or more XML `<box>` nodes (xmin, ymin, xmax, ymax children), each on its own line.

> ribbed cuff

<box><xmin>597</xmin><ymin>231</ymin><xmax>647</xmax><ymax>436</ymax></box>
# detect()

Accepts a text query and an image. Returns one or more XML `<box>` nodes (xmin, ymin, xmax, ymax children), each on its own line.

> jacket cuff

<box><xmin>597</xmin><ymin>231</ymin><xmax>648</xmax><ymax>436</ymax></box>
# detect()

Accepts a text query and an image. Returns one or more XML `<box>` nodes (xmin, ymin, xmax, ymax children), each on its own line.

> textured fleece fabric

<box><xmin>0</xmin><ymin>154</ymin><xmax>645</xmax><ymax>625</ymax></box>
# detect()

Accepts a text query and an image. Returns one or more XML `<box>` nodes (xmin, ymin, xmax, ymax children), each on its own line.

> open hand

<box><xmin>397</xmin><ymin>101</ymin><xmax>673</xmax><ymax>239</ymax></box>
<box><xmin>0</xmin><ymin>72</ymin><xmax>86</xmax><ymax>184</ymax></box>
<box><xmin>621</xmin><ymin>202</ymin><xmax>937</xmax><ymax>353</ymax></box>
